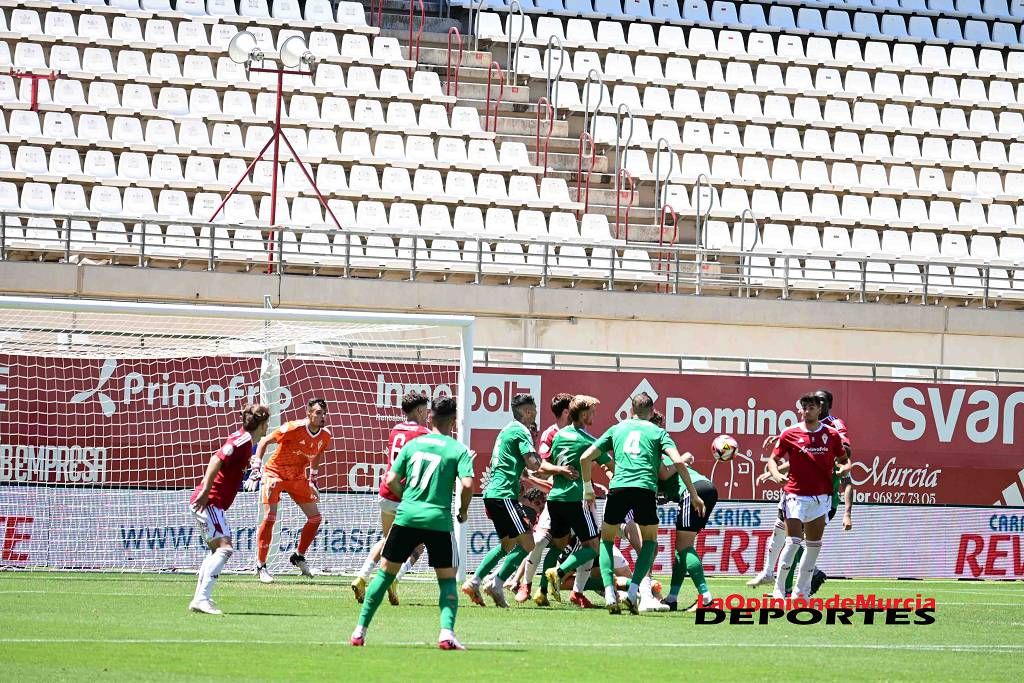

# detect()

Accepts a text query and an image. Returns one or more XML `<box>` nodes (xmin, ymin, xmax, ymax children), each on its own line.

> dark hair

<box><xmin>307</xmin><ymin>397</ymin><xmax>327</xmax><ymax>412</ymax></box>
<box><xmin>550</xmin><ymin>392</ymin><xmax>573</xmax><ymax>418</ymax></box>
<box><xmin>431</xmin><ymin>396</ymin><xmax>457</xmax><ymax>421</ymax></box>
<box><xmin>799</xmin><ymin>392</ymin><xmax>824</xmax><ymax>408</ymax></box>
<box><xmin>401</xmin><ymin>391</ymin><xmax>430</xmax><ymax>415</ymax></box>
<box><xmin>511</xmin><ymin>393</ymin><xmax>535</xmax><ymax>421</ymax></box>
<box><xmin>649</xmin><ymin>409</ymin><xmax>665</xmax><ymax>428</ymax></box>
<box><xmin>815</xmin><ymin>389</ymin><xmax>834</xmax><ymax>409</ymax></box>
<box><xmin>241</xmin><ymin>404</ymin><xmax>271</xmax><ymax>431</ymax></box>
<box><xmin>631</xmin><ymin>392</ymin><xmax>654</xmax><ymax>417</ymax></box>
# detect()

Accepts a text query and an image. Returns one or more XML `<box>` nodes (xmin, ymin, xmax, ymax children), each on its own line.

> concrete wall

<box><xmin>3</xmin><ymin>262</ymin><xmax>1023</xmax><ymax>368</ymax></box>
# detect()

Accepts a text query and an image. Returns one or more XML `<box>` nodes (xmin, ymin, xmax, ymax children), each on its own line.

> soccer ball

<box><xmin>712</xmin><ymin>434</ymin><xmax>739</xmax><ymax>462</ymax></box>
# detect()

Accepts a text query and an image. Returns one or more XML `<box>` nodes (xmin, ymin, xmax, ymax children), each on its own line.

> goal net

<box><xmin>0</xmin><ymin>296</ymin><xmax>473</xmax><ymax>574</ymax></box>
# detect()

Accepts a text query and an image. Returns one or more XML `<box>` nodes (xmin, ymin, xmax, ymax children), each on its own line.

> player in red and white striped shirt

<box><xmin>352</xmin><ymin>392</ymin><xmax>431</xmax><ymax>605</ymax></box>
<box><xmin>188</xmin><ymin>404</ymin><xmax>271</xmax><ymax>615</ymax></box>
<box><xmin>767</xmin><ymin>392</ymin><xmax>847</xmax><ymax>599</ymax></box>
<box><xmin>514</xmin><ymin>392</ymin><xmax>573</xmax><ymax>603</ymax></box>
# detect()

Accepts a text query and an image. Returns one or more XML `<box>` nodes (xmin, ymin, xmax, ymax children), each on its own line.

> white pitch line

<box><xmin>0</xmin><ymin>639</ymin><xmax>1020</xmax><ymax>653</ymax></box>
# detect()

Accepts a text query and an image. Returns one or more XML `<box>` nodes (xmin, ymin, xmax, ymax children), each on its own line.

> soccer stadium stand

<box><xmin>1</xmin><ymin>0</ymin><xmax>1023</xmax><ymax>303</ymax></box>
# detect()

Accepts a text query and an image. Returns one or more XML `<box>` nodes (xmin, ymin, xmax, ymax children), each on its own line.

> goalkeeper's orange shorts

<box><xmin>261</xmin><ymin>477</ymin><xmax>319</xmax><ymax>506</ymax></box>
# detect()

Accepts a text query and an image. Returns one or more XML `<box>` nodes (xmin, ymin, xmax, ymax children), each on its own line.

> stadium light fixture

<box><xmin>210</xmin><ymin>31</ymin><xmax>341</xmax><ymax>274</ymax></box>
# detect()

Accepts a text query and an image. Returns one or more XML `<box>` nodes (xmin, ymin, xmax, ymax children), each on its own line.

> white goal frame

<box><xmin>0</xmin><ymin>295</ymin><xmax>475</xmax><ymax>577</ymax></box>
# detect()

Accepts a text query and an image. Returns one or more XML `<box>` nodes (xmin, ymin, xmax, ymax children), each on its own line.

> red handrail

<box><xmin>484</xmin><ymin>61</ymin><xmax>505</xmax><ymax>133</ymax></box>
<box><xmin>575</xmin><ymin>132</ymin><xmax>595</xmax><ymax>219</ymax></box>
<box><xmin>370</xmin><ymin>0</ymin><xmax>384</xmax><ymax>27</ymax></box>
<box><xmin>408</xmin><ymin>0</ymin><xmax>425</xmax><ymax>77</ymax></box>
<box><xmin>656</xmin><ymin>203</ymin><xmax>677</xmax><ymax>293</ymax></box>
<box><xmin>616</xmin><ymin>168</ymin><xmax>635</xmax><ymax>241</ymax></box>
<box><xmin>535</xmin><ymin>96</ymin><xmax>553</xmax><ymax>177</ymax></box>
<box><xmin>10</xmin><ymin>70</ymin><xmax>59</xmax><ymax>111</ymax></box>
<box><xmin>445</xmin><ymin>27</ymin><xmax>463</xmax><ymax>113</ymax></box>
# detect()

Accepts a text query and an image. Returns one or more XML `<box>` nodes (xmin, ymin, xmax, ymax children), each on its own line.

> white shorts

<box><xmin>782</xmin><ymin>494</ymin><xmax>831</xmax><ymax>523</ymax></box>
<box><xmin>379</xmin><ymin>497</ymin><xmax>400</xmax><ymax>515</ymax></box>
<box><xmin>535</xmin><ymin>505</ymin><xmax>551</xmax><ymax>536</ymax></box>
<box><xmin>191</xmin><ymin>505</ymin><xmax>231</xmax><ymax>544</ymax></box>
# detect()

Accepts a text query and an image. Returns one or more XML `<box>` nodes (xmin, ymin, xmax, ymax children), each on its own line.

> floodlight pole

<box><xmin>208</xmin><ymin>62</ymin><xmax>344</xmax><ymax>274</ymax></box>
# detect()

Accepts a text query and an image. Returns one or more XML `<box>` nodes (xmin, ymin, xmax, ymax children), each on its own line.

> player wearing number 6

<box><xmin>580</xmin><ymin>392</ymin><xmax>705</xmax><ymax>615</ymax></box>
<box><xmin>351</xmin><ymin>396</ymin><xmax>474</xmax><ymax>650</ymax></box>
<box><xmin>188</xmin><ymin>404</ymin><xmax>271</xmax><ymax>615</ymax></box>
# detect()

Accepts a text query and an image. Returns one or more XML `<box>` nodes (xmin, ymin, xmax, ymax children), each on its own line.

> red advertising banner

<box><xmin>1</xmin><ymin>355</ymin><xmax>1022</xmax><ymax>507</ymax></box>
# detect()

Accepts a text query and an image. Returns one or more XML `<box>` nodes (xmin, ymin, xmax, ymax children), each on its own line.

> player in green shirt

<box><xmin>657</xmin><ymin>446</ymin><xmax>719</xmax><ymax>611</ymax></box>
<box><xmin>581</xmin><ymin>392</ymin><xmax>705</xmax><ymax>614</ymax></box>
<box><xmin>463</xmin><ymin>393</ymin><xmax>577</xmax><ymax>608</ymax></box>
<box><xmin>352</xmin><ymin>396</ymin><xmax>474</xmax><ymax>650</ymax></box>
<box><xmin>539</xmin><ymin>395</ymin><xmax>614</xmax><ymax>605</ymax></box>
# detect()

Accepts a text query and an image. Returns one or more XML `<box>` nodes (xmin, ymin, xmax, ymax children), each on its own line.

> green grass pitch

<box><xmin>1</xmin><ymin>572</ymin><xmax>1021</xmax><ymax>682</ymax></box>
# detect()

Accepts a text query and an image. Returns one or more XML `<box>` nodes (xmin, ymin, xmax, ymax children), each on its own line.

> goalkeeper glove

<box><xmin>243</xmin><ymin>467</ymin><xmax>262</xmax><ymax>492</ymax></box>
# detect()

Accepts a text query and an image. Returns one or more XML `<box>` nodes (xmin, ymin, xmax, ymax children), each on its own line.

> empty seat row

<box><xmin>663</xmin><ymin>183</ymin><xmax>1024</xmax><ymax>230</ymax></box>
<box><xmin>3</xmin><ymin>1</ymin><xmax>368</xmax><ymax>26</ymax></box>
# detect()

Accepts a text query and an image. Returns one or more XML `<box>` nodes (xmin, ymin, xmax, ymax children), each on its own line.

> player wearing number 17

<box><xmin>580</xmin><ymin>392</ymin><xmax>705</xmax><ymax>615</ymax></box>
<box><xmin>351</xmin><ymin>396</ymin><xmax>474</xmax><ymax>650</ymax></box>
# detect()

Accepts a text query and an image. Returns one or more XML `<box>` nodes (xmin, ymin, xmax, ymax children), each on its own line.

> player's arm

<box><xmin>386</xmin><ymin>446</ymin><xmax>410</xmax><ymax>498</ymax></box>
<box><xmin>767</xmin><ymin>436</ymin><xmax>789</xmax><ymax>484</ymax></box>
<box><xmin>665</xmin><ymin>446</ymin><xmax>705</xmax><ymax>517</ymax></box>
<box><xmin>457</xmin><ymin>476</ymin><xmax>473</xmax><ymax>523</ymax></box>
<box><xmin>385</xmin><ymin>469</ymin><xmax>404</xmax><ymax>499</ymax></box>
<box><xmin>192</xmin><ymin>454</ymin><xmax>225</xmax><ymax>511</ymax></box>
<box><xmin>843</xmin><ymin>479</ymin><xmax>854</xmax><ymax>530</ymax></box>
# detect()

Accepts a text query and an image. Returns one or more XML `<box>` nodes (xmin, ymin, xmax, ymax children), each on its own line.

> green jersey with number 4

<box><xmin>547</xmin><ymin>425</ymin><xmax>609</xmax><ymax>502</ymax></box>
<box><xmin>392</xmin><ymin>433</ymin><xmax>474</xmax><ymax>532</ymax></box>
<box><xmin>483</xmin><ymin>421</ymin><xmax>536</xmax><ymax>500</ymax></box>
<box><xmin>595</xmin><ymin>418</ymin><xmax>677</xmax><ymax>492</ymax></box>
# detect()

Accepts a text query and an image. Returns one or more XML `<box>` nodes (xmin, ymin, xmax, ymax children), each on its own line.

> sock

<box><xmin>573</xmin><ymin>558</ymin><xmax>594</xmax><ymax>593</ymax></box>
<box><xmin>193</xmin><ymin>551</ymin><xmax>213</xmax><ymax>601</ymax></box>
<box><xmin>357</xmin><ymin>556</ymin><xmax>377</xmax><ymax>581</ymax></box>
<box><xmin>472</xmin><ymin>544</ymin><xmax>508</xmax><ymax>584</ymax></box>
<box><xmin>438</xmin><ymin>577</ymin><xmax>458</xmax><ymax>631</ymax></box>
<box><xmin>785</xmin><ymin>546</ymin><xmax>803</xmax><ymax>593</ymax></box>
<box><xmin>639</xmin><ymin>574</ymin><xmax>655</xmax><ymax>600</ymax></box>
<box><xmin>396</xmin><ymin>547</ymin><xmax>422</xmax><ymax>581</ymax></box>
<box><xmin>599</xmin><ymin>540</ymin><xmax>616</xmax><ymax>603</ymax></box>
<box><xmin>538</xmin><ymin>546</ymin><xmax>561</xmax><ymax>593</ymax></box>
<box><xmin>774</xmin><ymin>537</ymin><xmax>802</xmax><ymax>597</ymax></box>
<box><xmin>199</xmin><ymin>547</ymin><xmax>233</xmax><ymax>600</ymax></box>
<box><xmin>795</xmin><ymin>540</ymin><xmax>822</xmax><ymax>596</ymax></box>
<box><xmin>684</xmin><ymin>546</ymin><xmax>708</xmax><ymax>595</ymax></box>
<box><xmin>256</xmin><ymin>515</ymin><xmax>275</xmax><ymax>565</ymax></box>
<box><xmin>763</xmin><ymin>521</ymin><xmax>785</xmax><ymax>576</ymax></box>
<box><xmin>629</xmin><ymin>541</ymin><xmax>658</xmax><ymax>597</ymax></box>
<box><xmin>559</xmin><ymin>545</ymin><xmax>596</xmax><ymax>577</ymax></box>
<box><xmin>669</xmin><ymin>549</ymin><xmax>688</xmax><ymax>598</ymax></box>
<box><xmin>522</xmin><ymin>534</ymin><xmax>549</xmax><ymax>586</ymax></box>
<box><xmin>297</xmin><ymin>514</ymin><xmax>322</xmax><ymax>555</ymax></box>
<box><xmin>497</xmin><ymin>545</ymin><xmax>529</xmax><ymax>581</ymax></box>
<box><xmin>357</xmin><ymin>569</ymin><xmax>396</xmax><ymax>628</ymax></box>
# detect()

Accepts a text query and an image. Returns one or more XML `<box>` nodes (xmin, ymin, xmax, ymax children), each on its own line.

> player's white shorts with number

<box><xmin>191</xmin><ymin>505</ymin><xmax>231</xmax><ymax>544</ymax></box>
<box><xmin>379</xmin><ymin>496</ymin><xmax>400</xmax><ymax>515</ymax></box>
<box><xmin>782</xmin><ymin>494</ymin><xmax>831</xmax><ymax>523</ymax></box>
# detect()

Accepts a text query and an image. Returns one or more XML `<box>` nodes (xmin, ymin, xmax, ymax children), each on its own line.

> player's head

<box><xmin>631</xmin><ymin>392</ymin><xmax>654</xmax><ymax>419</ymax></box>
<box><xmin>511</xmin><ymin>393</ymin><xmax>537</xmax><ymax>426</ymax></box>
<box><xmin>798</xmin><ymin>392</ymin><xmax>824</xmax><ymax>423</ymax></box>
<box><xmin>814</xmin><ymin>389</ymin><xmax>834</xmax><ymax>417</ymax></box>
<box><xmin>648</xmin><ymin>409</ymin><xmax>665</xmax><ymax>428</ymax></box>
<box><xmin>241</xmin><ymin>404</ymin><xmax>271</xmax><ymax>438</ymax></box>
<box><xmin>402</xmin><ymin>391</ymin><xmax>430</xmax><ymax>425</ymax></box>
<box><xmin>430</xmin><ymin>396</ymin><xmax>457</xmax><ymax>435</ymax></box>
<box><xmin>306</xmin><ymin>397</ymin><xmax>327</xmax><ymax>429</ymax></box>
<box><xmin>568</xmin><ymin>395</ymin><xmax>599</xmax><ymax>427</ymax></box>
<box><xmin>550</xmin><ymin>392</ymin><xmax>573</xmax><ymax>423</ymax></box>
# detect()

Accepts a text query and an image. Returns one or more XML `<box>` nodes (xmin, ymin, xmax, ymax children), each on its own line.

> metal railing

<box><xmin>506</xmin><ymin>0</ymin><xmax>525</xmax><ymax>83</ymax></box>
<box><xmin>445</xmin><ymin>27</ymin><xmax>463</xmax><ymax>112</ymax></box>
<box><xmin>534</xmin><ymin>96</ymin><xmax>554</xmax><ymax>177</ymax></box>
<box><xmin>544</xmin><ymin>35</ymin><xmax>565</xmax><ymax>118</ymax></box>
<box><xmin>2</xmin><ymin>209</ymin><xmax>1022</xmax><ymax>307</ymax></box>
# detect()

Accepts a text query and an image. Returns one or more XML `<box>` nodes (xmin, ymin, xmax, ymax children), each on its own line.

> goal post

<box><xmin>0</xmin><ymin>295</ymin><xmax>474</xmax><ymax>575</ymax></box>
